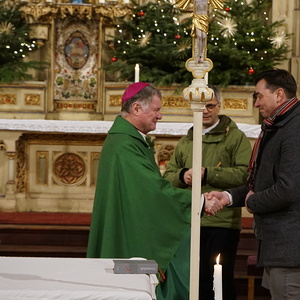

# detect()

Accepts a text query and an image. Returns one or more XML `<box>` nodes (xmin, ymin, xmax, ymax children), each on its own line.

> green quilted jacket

<box><xmin>164</xmin><ymin>115</ymin><xmax>252</xmax><ymax>230</ymax></box>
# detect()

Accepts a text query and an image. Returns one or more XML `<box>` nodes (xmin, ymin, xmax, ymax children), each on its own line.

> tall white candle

<box><xmin>134</xmin><ymin>64</ymin><xmax>140</xmax><ymax>83</ymax></box>
<box><xmin>213</xmin><ymin>254</ymin><xmax>222</xmax><ymax>300</ymax></box>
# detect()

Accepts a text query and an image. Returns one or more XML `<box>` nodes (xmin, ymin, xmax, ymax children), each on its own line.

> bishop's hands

<box><xmin>206</xmin><ymin>191</ymin><xmax>231</xmax><ymax>206</ymax></box>
<box><xmin>204</xmin><ymin>191</ymin><xmax>230</xmax><ymax>216</ymax></box>
<box><xmin>206</xmin><ymin>190</ymin><xmax>255</xmax><ymax>214</ymax></box>
<box><xmin>203</xmin><ymin>193</ymin><xmax>225</xmax><ymax>216</ymax></box>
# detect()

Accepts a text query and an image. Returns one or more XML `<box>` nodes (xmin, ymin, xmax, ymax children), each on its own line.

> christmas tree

<box><xmin>105</xmin><ymin>0</ymin><xmax>290</xmax><ymax>87</ymax></box>
<box><xmin>0</xmin><ymin>3</ymin><xmax>47</xmax><ymax>83</ymax></box>
<box><xmin>207</xmin><ymin>0</ymin><xmax>290</xmax><ymax>86</ymax></box>
<box><xmin>104</xmin><ymin>0</ymin><xmax>193</xmax><ymax>87</ymax></box>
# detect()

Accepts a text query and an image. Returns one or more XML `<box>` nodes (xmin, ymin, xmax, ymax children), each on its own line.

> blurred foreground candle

<box><xmin>213</xmin><ymin>254</ymin><xmax>222</xmax><ymax>300</ymax></box>
<box><xmin>134</xmin><ymin>64</ymin><xmax>140</xmax><ymax>82</ymax></box>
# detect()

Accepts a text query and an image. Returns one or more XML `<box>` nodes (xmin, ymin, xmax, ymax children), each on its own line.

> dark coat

<box><xmin>229</xmin><ymin>102</ymin><xmax>300</xmax><ymax>268</ymax></box>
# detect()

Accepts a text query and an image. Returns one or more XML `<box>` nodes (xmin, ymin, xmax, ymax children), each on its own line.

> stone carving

<box><xmin>24</xmin><ymin>94</ymin><xmax>41</xmax><ymax>106</ymax></box>
<box><xmin>53</xmin><ymin>152</ymin><xmax>86</xmax><ymax>185</ymax></box>
<box><xmin>0</xmin><ymin>94</ymin><xmax>16</xmax><ymax>105</ymax></box>
<box><xmin>223</xmin><ymin>98</ymin><xmax>248</xmax><ymax>110</ymax></box>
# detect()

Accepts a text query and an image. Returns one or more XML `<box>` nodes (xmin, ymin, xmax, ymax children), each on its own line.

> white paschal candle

<box><xmin>213</xmin><ymin>254</ymin><xmax>222</xmax><ymax>300</ymax></box>
<box><xmin>134</xmin><ymin>64</ymin><xmax>140</xmax><ymax>82</ymax></box>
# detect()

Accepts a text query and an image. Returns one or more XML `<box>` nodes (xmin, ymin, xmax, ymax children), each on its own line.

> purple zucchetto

<box><xmin>122</xmin><ymin>82</ymin><xmax>150</xmax><ymax>103</ymax></box>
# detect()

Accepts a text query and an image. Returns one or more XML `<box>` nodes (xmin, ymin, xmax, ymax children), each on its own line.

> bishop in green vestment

<box><xmin>87</xmin><ymin>83</ymin><xmax>222</xmax><ymax>300</ymax></box>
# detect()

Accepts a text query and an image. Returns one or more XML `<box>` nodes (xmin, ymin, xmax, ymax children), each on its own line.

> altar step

<box><xmin>0</xmin><ymin>212</ymin><xmax>270</xmax><ymax>299</ymax></box>
<box><xmin>0</xmin><ymin>224</ymin><xmax>89</xmax><ymax>258</ymax></box>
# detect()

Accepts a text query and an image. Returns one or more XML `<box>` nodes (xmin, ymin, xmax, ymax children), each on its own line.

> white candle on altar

<box><xmin>213</xmin><ymin>254</ymin><xmax>222</xmax><ymax>300</ymax></box>
<box><xmin>134</xmin><ymin>63</ymin><xmax>140</xmax><ymax>82</ymax></box>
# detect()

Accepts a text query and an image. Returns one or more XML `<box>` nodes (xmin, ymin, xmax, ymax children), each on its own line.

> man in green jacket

<box><xmin>87</xmin><ymin>82</ymin><xmax>223</xmax><ymax>300</ymax></box>
<box><xmin>164</xmin><ymin>86</ymin><xmax>252</xmax><ymax>300</ymax></box>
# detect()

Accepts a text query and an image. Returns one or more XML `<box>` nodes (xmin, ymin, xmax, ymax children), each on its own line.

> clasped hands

<box><xmin>204</xmin><ymin>191</ymin><xmax>229</xmax><ymax>216</ymax></box>
<box><xmin>205</xmin><ymin>190</ymin><xmax>254</xmax><ymax>215</ymax></box>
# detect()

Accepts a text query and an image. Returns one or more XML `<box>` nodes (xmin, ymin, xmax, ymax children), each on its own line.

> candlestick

<box><xmin>134</xmin><ymin>64</ymin><xmax>140</xmax><ymax>83</ymax></box>
<box><xmin>213</xmin><ymin>254</ymin><xmax>222</xmax><ymax>300</ymax></box>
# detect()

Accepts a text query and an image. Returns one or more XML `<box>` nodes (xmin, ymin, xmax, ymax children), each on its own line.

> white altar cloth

<box><xmin>0</xmin><ymin>257</ymin><xmax>157</xmax><ymax>300</ymax></box>
<box><xmin>0</xmin><ymin>119</ymin><xmax>261</xmax><ymax>138</ymax></box>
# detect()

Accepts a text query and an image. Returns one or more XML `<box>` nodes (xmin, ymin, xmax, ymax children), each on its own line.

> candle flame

<box><xmin>216</xmin><ymin>253</ymin><xmax>220</xmax><ymax>265</ymax></box>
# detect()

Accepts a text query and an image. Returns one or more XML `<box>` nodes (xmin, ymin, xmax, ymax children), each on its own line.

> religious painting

<box><xmin>53</xmin><ymin>18</ymin><xmax>99</xmax><ymax>109</ymax></box>
<box><xmin>64</xmin><ymin>31</ymin><xmax>89</xmax><ymax>70</ymax></box>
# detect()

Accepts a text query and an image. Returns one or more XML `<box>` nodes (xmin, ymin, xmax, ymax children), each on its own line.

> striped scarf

<box><xmin>247</xmin><ymin>97</ymin><xmax>298</xmax><ymax>189</ymax></box>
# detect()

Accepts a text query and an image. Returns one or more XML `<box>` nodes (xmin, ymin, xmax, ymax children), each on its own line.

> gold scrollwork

<box><xmin>16</xmin><ymin>136</ymin><xmax>26</xmax><ymax>194</ymax></box>
<box><xmin>25</xmin><ymin>94</ymin><xmax>41</xmax><ymax>106</ymax></box>
<box><xmin>161</xmin><ymin>96</ymin><xmax>190</xmax><ymax>108</ymax></box>
<box><xmin>95</xmin><ymin>5</ymin><xmax>133</xmax><ymax>19</ymax></box>
<box><xmin>59</xmin><ymin>5</ymin><xmax>93</xmax><ymax>19</ymax></box>
<box><xmin>20</xmin><ymin>2</ymin><xmax>134</xmax><ymax>23</ymax></box>
<box><xmin>0</xmin><ymin>93</ymin><xmax>16</xmax><ymax>105</ymax></box>
<box><xmin>109</xmin><ymin>95</ymin><xmax>191</xmax><ymax>108</ymax></box>
<box><xmin>54</xmin><ymin>101</ymin><xmax>96</xmax><ymax>111</ymax></box>
<box><xmin>20</xmin><ymin>5</ymin><xmax>58</xmax><ymax>23</ymax></box>
<box><xmin>109</xmin><ymin>95</ymin><xmax>122</xmax><ymax>107</ymax></box>
<box><xmin>223</xmin><ymin>98</ymin><xmax>248</xmax><ymax>110</ymax></box>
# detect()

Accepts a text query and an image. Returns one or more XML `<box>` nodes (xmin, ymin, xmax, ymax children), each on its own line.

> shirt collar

<box><xmin>202</xmin><ymin>118</ymin><xmax>220</xmax><ymax>135</ymax></box>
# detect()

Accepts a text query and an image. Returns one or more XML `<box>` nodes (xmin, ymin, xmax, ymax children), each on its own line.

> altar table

<box><xmin>0</xmin><ymin>256</ymin><xmax>158</xmax><ymax>300</ymax></box>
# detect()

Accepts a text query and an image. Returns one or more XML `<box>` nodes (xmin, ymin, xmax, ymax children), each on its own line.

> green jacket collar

<box><xmin>186</xmin><ymin>115</ymin><xmax>237</xmax><ymax>141</ymax></box>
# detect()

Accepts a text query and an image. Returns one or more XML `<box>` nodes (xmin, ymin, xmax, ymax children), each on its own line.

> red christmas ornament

<box><xmin>111</xmin><ymin>57</ymin><xmax>117</xmax><ymax>62</ymax></box>
<box><xmin>225</xmin><ymin>7</ymin><xmax>231</xmax><ymax>11</ymax></box>
<box><xmin>175</xmin><ymin>34</ymin><xmax>181</xmax><ymax>39</ymax></box>
<box><xmin>248</xmin><ymin>66</ymin><xmax>255</xmax><ymax>75</ymax></box>
<box><xmin>138</xmin><ymin>11</ymin><xmax>145</xmax><ymax>17</ymax></box>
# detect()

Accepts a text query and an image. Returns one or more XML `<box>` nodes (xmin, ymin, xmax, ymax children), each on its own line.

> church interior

<box><xmin>0</xmin><ymin>0</ymin><xmax>299</xmax><ymax>299</ymax></box>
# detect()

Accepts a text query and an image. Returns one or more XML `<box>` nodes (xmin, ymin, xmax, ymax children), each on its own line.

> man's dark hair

<box><xmin>254</xmin><ymin>69</ymin><xmax>297</xmax><ymax>99</ymax></box>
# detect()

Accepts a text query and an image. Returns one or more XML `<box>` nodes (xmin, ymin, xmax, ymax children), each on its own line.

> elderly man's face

<box><xmin>138</xmin><ymin>95</ymin><xmax>162</xmax><ymax>134</ymax></box>
<box><xmin>253</xmin><ymin>79</ymin><xmax>280</xmax><ymax>118</ymax></box>
<box><xmin>202</xmin><ymin>96</ymin><xmax>221</xmax><ymax>129</ymax></box>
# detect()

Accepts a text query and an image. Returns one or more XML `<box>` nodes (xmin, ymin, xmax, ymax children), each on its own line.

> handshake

<box><xmin>203</xmin><ymin>191</ymin><xmax>231</xmax><ymax>216</ymax></box>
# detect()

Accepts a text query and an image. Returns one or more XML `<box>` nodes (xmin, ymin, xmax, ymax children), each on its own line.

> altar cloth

<box><xmin>0</xmin><ymin>257</ymin><xmax>157</xmax><ymax>300</ymax></box>
<box><xmin>0</xmin><ymin>119</ymin><xmax>261</xmax><ymax>138</ymax></box>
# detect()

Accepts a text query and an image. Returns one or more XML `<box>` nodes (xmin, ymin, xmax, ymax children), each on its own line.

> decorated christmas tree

<box><xmin>105</xmin><ymin>0</ymin><xmax>290</xmax><ymax>87</ymax></box>
<box><xmin>104</xmin><ymin>0</ymin><xmax>193</xmax><ymax>87</ymax></box>
<box><xmin>0</xmin><ymin>3</ymin><xmax>47</xmax><ymax>83</ymax></box>
<box><xmin>207</xmin><ymin>0</ymin><xmax>290</xmax><ymax>86</ymax></box>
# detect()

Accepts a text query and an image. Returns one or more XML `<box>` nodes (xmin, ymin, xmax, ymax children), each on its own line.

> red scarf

<box><xmin>247</xmin><ymin>97</ymin><xmax>298</xmax><ymax>189</ymax></box>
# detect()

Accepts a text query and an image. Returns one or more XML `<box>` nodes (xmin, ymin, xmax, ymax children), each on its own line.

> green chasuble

<box><xmin>87</xmin><ymin>116</ymin><xmax>192</xmax><ymax>300</ymax></box>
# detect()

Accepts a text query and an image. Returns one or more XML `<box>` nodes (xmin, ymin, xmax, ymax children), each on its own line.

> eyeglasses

<box><xmin>205</xmin><ymin>103</ymin><xmax>219</xmax><ymax>112</ymax></box>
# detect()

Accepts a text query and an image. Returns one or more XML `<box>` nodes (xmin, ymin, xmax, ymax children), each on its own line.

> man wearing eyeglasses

<box><xmin>164</xmin><ymin>85</ymin><xmax>252</xmax><ymax>300</ymax></box>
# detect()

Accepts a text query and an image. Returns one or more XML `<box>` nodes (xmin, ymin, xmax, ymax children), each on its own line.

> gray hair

<box><xmin>121</xmin><ymin>84</ymin><xmax>162</xmax><ymax>116</ymax></box>
<box><xmin>208</xmin><ymin>85</ymin><xmax>221</xmax><ymax>103</ymax></box>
